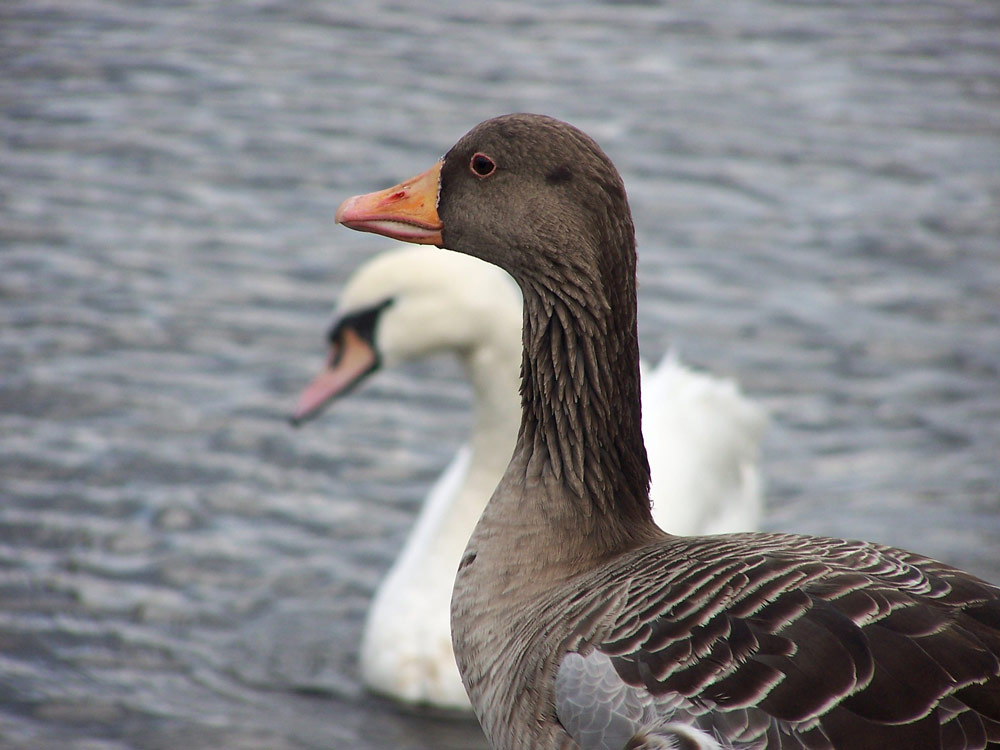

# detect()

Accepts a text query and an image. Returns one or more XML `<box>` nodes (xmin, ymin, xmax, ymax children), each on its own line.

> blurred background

<box><xmin>1</xmin><ymin>1</ymin><xmax>998</xmax><ymax>747</ymax></box>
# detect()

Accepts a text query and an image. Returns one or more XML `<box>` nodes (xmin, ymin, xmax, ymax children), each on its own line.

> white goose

<box><xmin>294</xmin><ymin>244</ymin><xmax>766</xmax><ymax>710</ymax></box>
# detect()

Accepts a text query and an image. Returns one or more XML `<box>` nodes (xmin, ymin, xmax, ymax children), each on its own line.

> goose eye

<box><xmin>470</xmin><ymin>153</ymin><xmax>496</xmax><ymax>177</ymax></box>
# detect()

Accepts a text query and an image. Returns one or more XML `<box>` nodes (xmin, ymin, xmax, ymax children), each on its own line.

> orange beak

<box><xmin>290</xmin><ymin>326</ymin><xmax>378</xmax><ymax>426</ymax></box>
<box><xmin>335</xmin><ymin>161</ymin><xmax>444</xmax><ymax>245</ymax></box>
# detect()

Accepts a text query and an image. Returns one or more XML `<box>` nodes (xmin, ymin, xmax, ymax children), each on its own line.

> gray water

<box><xmin>2</xmin><ymin>1</ymin><xmax>999</xmax><ymax>748</ymax></box>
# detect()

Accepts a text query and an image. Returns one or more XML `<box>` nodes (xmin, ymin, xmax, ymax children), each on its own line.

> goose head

<box><xmin>292</xmin><ymin>245</ymin><xmax>521</xmax><ymax>424</ymax></box>
<box><xmin>337</xmin><ymin>114</ymin><xmax>636</xmax><ymax>298</ymax></box>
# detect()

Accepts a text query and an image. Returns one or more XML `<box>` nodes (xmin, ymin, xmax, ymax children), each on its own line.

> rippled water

<box><xmin>2</xmin><ymin>1</ymin><xmax>999</xmax><ymax>747</ymax></box>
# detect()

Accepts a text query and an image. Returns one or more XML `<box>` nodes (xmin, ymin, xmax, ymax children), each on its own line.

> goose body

<box><xmin>335</xmin><ymin>114</ymin><xmax>1000</xmax><ymax>748</ymax></box>
<box><xmin>294</xmin><ymin>245</ymin><xmax>765</xmax><ymax>709</ymax></box>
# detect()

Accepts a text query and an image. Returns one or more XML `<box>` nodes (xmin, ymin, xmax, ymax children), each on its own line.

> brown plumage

<box><xmin>335</xmin><ymin>113</ymin><xmax>1000</xmax><ymax>749</ymax></box>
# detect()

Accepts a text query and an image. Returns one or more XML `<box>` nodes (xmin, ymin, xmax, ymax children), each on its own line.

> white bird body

<box><xmin>297</xmin><ymin>246</ymin><xmax>766</xmax><ymax>710</ymax></box>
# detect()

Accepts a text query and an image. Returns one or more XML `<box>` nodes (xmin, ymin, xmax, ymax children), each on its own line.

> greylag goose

<box><xmin>335</xmin><ymin>114</ymin><xmax>1000</xmax><ymax>749</ymax></box>
<box><xmin>293</xmin><ymin>245</ymin><xmax>766</xmax><ymax>709</ymax></box>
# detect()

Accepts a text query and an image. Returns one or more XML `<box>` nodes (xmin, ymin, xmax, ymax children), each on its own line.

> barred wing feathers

<box><xmin>556</xmin><ymin>533</ymin><xmax>1000</xmax><ymax>749</ymax></box>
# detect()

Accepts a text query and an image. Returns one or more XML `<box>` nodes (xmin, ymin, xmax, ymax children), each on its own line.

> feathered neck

<box><xmin>509</xmin><ymin>228</ymin><xmax>655</xmax><ymax>554</ymax></box>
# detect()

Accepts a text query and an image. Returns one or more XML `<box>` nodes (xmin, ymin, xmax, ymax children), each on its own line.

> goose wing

<box><xmin>556</xmin><ymin>533</ymin><xmax>1000</xmax><ymax>749</ymax></box>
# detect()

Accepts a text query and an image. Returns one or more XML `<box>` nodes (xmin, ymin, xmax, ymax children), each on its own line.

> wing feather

<box><xmin>554</xmin><ymin>533</ymin><xmax>1000</xmax><ymax>749</ymax></box>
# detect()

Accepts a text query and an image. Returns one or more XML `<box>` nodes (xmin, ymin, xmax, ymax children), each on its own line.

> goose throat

<box><xmin>513</xmin><ymin>254</ymin><xmax>652</xmax><ymax>537</ymax></box>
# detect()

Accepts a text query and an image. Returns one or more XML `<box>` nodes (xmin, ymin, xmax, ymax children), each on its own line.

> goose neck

<box><xmin>510</xmin><ymin>252</ymin><xmax>654</xmax><ymax>551</ymax></box>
